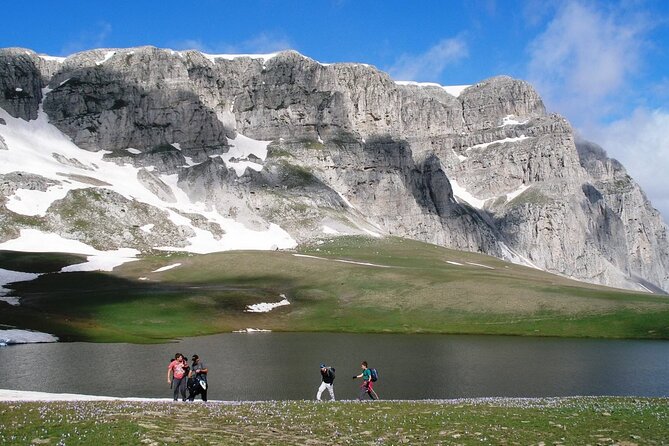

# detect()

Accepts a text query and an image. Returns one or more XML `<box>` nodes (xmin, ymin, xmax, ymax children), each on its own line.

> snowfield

<box><xmin>0</xmin><ymin>95</ymin><xmax>297</xmax><ymax>257</ymax></box>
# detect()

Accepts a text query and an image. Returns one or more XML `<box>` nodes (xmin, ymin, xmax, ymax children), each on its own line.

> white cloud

<box><xmin>60</xmin><ymin>22</ymin><xmax>112</xmax><ymax>56</ymax></box>
<box><xmin>387</xmin><ymin>37</ymin><xmax>468</xmax><ymax>82</ymax></box>
<box><xmin>527</xmin><ymin>2</ymin><xmax>668</xmax><ymax>222</ymax></box>
<box><xmin>587</xmin><ymin>107</ymin><xmax>669</xmax><ymax>222</ymax></box>
<box><xmin>527</xmin><ymin>1</ymin><xmax>645</xmax><ymax>126</ymax></box>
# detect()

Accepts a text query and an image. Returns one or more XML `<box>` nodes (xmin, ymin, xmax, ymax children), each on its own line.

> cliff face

<box><xmin>0</xmin><ymin>46</ymin><xmax>667</xmax><ymax>292</ymax></box>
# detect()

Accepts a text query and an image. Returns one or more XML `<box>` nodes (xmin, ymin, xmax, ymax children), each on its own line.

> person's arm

<box><xmin>167</xmin><ymin>363</ymin><xmax>173</xmax><ymax>384</ymax></box>
<box><xmin>352</xmin><ymin>373</ymin><xmax>362</xmax><ymax>379</ymax></box>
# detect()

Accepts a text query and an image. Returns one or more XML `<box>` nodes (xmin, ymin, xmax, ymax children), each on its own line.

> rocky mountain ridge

<box><xmin>0</xmin><ymin>46</ymin><xmax>667</xmax><ymax>293</ymax></box>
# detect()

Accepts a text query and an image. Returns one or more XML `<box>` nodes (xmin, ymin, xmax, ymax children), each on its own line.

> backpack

<box><xmin>370</xmin><ymin>368</ymin><xmax>378</xmax><ymax>382</ymax></box>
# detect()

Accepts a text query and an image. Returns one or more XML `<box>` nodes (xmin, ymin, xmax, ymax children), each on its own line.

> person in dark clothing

<box><xmin>352</xmin><ymin>361</ymin><xmax>378</xmax><ymax>400</ymax></box>
<box><xmin>187</xmin><ymin>354</ymin><xmax>208</xmax><ymax>402</ymax></box>
<box><xmin>316</xmin><ymin>363</ymin><xmax>335</xmax><ymax>401</ymax></box>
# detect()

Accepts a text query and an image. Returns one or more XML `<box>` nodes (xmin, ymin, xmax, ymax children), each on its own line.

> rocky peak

<box><xmin>0</xmin><ymin>46</ymin><xmax>667</xmax><ymax>293</ymax></box>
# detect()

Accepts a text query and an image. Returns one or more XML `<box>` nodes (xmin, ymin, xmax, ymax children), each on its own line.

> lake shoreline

<box><xmin>6</xmin><ymin>388</ymin><xmax>666</xmax><ymax>404</ymax></box>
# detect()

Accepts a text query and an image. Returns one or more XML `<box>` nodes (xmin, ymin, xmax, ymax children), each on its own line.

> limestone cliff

<box><xmin>0</xmin><ymin>46</ymin><xmax>666</xmax><ymax>292</ymax></box>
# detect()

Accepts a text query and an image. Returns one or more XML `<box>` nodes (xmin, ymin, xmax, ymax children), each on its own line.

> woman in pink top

<box><xmin>167</xmin><ymin>353</ymin><xmax>189</xmax><ymax>401</ymax></box>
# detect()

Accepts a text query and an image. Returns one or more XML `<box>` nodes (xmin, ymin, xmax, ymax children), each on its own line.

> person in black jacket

<box><xmin>316</xmin><ymin>363</ymin><xmax>335</xmax><ymax>401</ymax></box>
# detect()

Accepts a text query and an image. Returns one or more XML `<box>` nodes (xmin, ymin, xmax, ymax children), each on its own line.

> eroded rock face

<box><xmin>0</xmin><ymin>46</ymin><xmax>667</xmax><ymax>292</ymax></box>
<box><xmin>0</xmin><ymin>49</ymin><xmax>44</xmax><ymax>121</ymax></box>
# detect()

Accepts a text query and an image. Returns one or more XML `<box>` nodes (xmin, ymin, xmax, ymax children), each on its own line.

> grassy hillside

<box><xmin>2</xmin><ymin>236</ymin><xmax>668</xmax><ymax>342</ymax></box>
<box><xmin>1</xmin><ymin>397</ymin><xmax>667</xmax><ymax>445</ymax></box>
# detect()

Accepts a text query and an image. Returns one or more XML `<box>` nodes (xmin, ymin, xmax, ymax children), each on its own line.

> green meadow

<box><xmin>1</xmin><ymin>397</ymin><xmax>667</xmax><ymax>445</ymax></box>
<box><xmin>2</xmin><ymin>236</ymin><xmax>668</xmax><ymax>342</ymax></box>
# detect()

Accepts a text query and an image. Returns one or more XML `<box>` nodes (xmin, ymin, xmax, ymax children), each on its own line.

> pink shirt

<box><xmin>168</xmin><ymin>359</ymin><xmax>187</xmax><ymax>379</ymax></box>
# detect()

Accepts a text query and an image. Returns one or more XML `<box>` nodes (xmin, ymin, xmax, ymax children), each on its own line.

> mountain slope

<box><xmin>0</xmin><ymin>46</ymin><xmax>667</xmax><ymax>293</ymax></box>
<box><xmin>2</xmin><ymin>237</ymin><xmax>668</xmax><ymax>342</ymax></box>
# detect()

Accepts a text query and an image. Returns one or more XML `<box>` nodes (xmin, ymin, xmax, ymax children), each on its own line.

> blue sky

<box><xmin>3</xmin><ymin>0</ymin><xmax>669</xmax><ymax>219</ymax></box>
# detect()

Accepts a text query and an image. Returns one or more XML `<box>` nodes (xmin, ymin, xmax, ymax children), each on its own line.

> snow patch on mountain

<box><xmin>217</xmin><ymin>133</ymin><xmax>270</xmax><ymax>176</ymax></box>
<box><xmin>156</xmin><ymin>174</ymin><xmax>296</xmax><ymax>253</ymax></box>
<box><xmin>95</xmin><ymin>50</ymin><xmax>116</xmax><ymax>65</ymax></box>
<box><xmin>468</xmin><ymin>135</ymin><xmax>530</xmax><ymax>150</ymax></box>
<box><xmin>245</xmin><ymin>295</ymin><xmax>290</xmax><ymax>313</ymax></box>
<box><xmin>5</xmin><ymin>185</ymin><xmax>72</xmax><ymax>217</ymax></box>
<box><xmin>202</xmin><ymin>52</ymin><xmax>279</xmax><ymax>63</ymax></box>
<box><xmin>395</xmin><ymin>81</ymin><xmax>470</xmax><ymax>97</ymax></box>
<box><xmin>449</xmin><ymin>179</ymin><xmax>487</xmax><ymax>209</ymax></box>
<box><xmin>152</xmin><ymin>263</ymin><xmax>181</xmax><ymax>273</ymax></box>
<box><xmin>499</xmin><ymin>115</ymin><xmax>529</xmax><ymax>127</ymax></box>
<box><xmin>38</xmin><ymin>54</ymin><xmax>66</xmax><ymax>63</ymax></box>
<box><xmin>0</xmin><ymin>97</ymin><xmax>296</xmax><ymax>255</ymax></box>
<box><xmin>506</xmin><ymin>184</ymin><xmax>530</xmax><ymax>202</ymax></box>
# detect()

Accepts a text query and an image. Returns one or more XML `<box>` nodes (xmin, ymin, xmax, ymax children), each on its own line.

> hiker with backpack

<box><xmin>316</xmin><ymin>363</ymin><xmax>336</xmax><ymax>401</ymax></box>
<box><xmin>167</xmin><ymin>353</ymin><xmax>189</xmax><ymax>401</ymax></box>
<box><xmin>187</xmin><ymin>354</ymin><xmax>208</xmax><ymax>402</ymax></box>
<box><xmin>352</xmin><ymin>361</ymin><xmax>379</xmax><ymax>400</ymax></box>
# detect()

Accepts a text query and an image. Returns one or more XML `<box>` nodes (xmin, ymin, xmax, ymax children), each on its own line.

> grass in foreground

<box><xmin>0</xmin><ymin>397</ymin><xmax>667</xmax><ymax>445</ymax></box>
<box><xmin>2</xmin><ymin>236</ymin><xmax>669</xmax><ymax>342</ymax></box>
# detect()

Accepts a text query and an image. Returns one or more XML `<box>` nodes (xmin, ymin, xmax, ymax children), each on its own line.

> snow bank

<box><xmin>448</xmin><ymin>179</ymin><xmax>487</xmax><ymax>209</ymax></box>
<box><xmin>0</xmin><ymin>269</ymin><xmax>40</xmax><ymax>305</ymax></box>
<box><xmin>61</xmin><ymin>254</ymin><xmax>139</xmax><ymax>272</ymax></box>
<box><xmin>0</xmin><ymin>329</ymin><xmax>58</xmax><ymax>345</ymax></box>
<box><xmin>0</xmin><ymin>389</ymin><xmax>173</xmax><ymax>402</ymax></box>
<box><xmin>152</xmin><ymin>263</ymin><xmax>182</xmax><ymax>273</ymax></box>
<box><xmin>0</xmin><ymin>229</ymin><xmax>139</xmax><ymax>273</ymax></box>
<box><xmin>245</xmin><ymin>295</ymin><xmax>290</xmax><ymax>313</ymax></box>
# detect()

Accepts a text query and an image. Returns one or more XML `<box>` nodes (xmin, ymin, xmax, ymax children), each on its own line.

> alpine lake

<box><xmin>1</xmin><ymin>332</ymin><xmax>668</xmax><ymax>400</ymax></box>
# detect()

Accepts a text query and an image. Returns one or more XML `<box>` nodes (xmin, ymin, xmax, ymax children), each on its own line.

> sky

<box><xmin>2</xmin><ymin>0</ymin><xmax>669</xmax><ymax>220</ymax></box>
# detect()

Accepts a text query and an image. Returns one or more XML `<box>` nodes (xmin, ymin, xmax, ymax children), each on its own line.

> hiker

<box><xmin>352</xmin><ymin>361</ymin><xmax>378</xmax><ymax>400</ymax></box>
<box><xmin>316</xmin><ymin>363</ymin><xmax>335</xmax><ymax>401</ymax></box>
<box><xmin>167</xmin><ymin>353</ymin><xmax>189</xmax><ymax>401</ymax></box>
<box><xmin>187</xmin><ymin>354</ymin><xmax>208</xmax><ymax>402</ymax></box>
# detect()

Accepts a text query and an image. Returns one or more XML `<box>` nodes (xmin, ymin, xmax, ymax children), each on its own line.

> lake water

<box><xmin>1</xmin><ymin>333</ymin><xmax>668</xmax><ymax>400</ymax></box>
